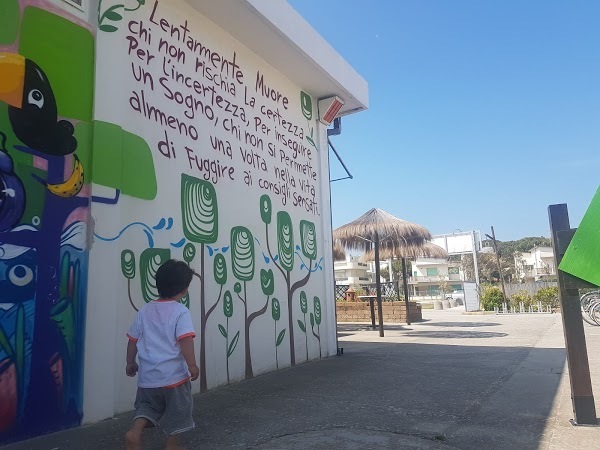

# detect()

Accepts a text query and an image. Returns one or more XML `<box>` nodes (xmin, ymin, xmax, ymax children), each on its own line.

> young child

<box><xmin>124</xmin><ymin>259</ymin><xmax>198</xmax><ymax>450</ymax></box>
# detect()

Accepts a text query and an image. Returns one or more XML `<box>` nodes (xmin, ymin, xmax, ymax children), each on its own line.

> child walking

<box><xmin>124</xmin><ymin>259</ymin><xmax>198</xmax><ymax>450</ymax></box>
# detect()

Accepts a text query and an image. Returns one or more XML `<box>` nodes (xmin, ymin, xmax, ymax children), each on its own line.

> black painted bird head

<box><xmin>0</xmin><ymin>52</ymin><xmax>77</xmax><ymax>156</ymax></box>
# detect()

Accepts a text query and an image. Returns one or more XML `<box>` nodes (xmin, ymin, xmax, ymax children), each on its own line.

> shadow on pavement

<box><xmin>400</xmin><ymin>330</ymin><xmax>509</xmax><ymax>339</ymax></box>
<box><xmin>5</xmin><ymin>339</ymin><xmax>566</xmax><ymax>450</ymax></box>
<box><xmin>420</xmin><ymin>321</ymin><xmax>501</xmax><ymax>328</ymax></box>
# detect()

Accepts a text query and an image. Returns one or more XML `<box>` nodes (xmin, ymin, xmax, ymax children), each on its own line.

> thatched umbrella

<box><xmin>362</xmin><ymin>242</ymin><xmax>448</xmax><ymax>325</ymax></box>
<box><xmin>333</xmin><ymin>208</ymin><xmax>432</xmax><ymax>336</ymax></box>
<box><xmin>332</xmin><ymin>241</ymin><xmax>346</xmax><ymax>262</ymax></box>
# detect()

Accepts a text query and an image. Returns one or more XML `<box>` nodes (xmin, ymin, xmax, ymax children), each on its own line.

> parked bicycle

<box><xmin>580</xmin><ymin>291</ymin><xmax>600</xmax><ymax>326</ymax></box>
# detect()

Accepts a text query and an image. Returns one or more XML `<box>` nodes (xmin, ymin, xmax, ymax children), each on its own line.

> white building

<box><xmin>409</xmin><ymin>257</ymin><xmax>465</xmax><ymax>298</ymax></box>
<box><xmin>334</xmin><ymin>255</ymin><xmax>370</xmax><ymax>285</ymax></box>
<box><xmin>514</xmin><ymin>246</ymin><xmax>556</xmax><ymax>281</ymax></box>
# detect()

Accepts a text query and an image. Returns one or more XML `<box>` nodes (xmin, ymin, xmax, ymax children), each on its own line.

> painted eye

<box><xmin>27</xmin><ymin>89</ymin><xmax>44</xmax><ymax>108</ymax></box>
<box><xmin>8</xmin><ymin>265</ymin><xmax>34</xmax><ymax>287</ymax></box>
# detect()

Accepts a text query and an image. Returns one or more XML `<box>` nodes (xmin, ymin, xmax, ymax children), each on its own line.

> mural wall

<box><xmin>0</xmin><ymin>0</ymin><xmax>94</xmax><ymax>443</ymax></box>
<box><xmin>92</xmin><ymin>0</ymin><xmax>333</xmax><ymax>414</ymax></box>
<box><xmin>0</xmin><ymin>0</ymin><xmax>336</xmax><ymax>442</ymax></box>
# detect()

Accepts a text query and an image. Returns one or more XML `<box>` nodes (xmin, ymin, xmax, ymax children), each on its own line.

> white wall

<box><xmin>85</xmin><ymin>0</ymin><xmax>340</xmax><ymax>422</ymax></box>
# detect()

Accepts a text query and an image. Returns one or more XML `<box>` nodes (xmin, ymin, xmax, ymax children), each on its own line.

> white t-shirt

<box><xmin>127</xmin><ymin>300</ymin><xmax>196</xmax><ymax>388</ymax></box>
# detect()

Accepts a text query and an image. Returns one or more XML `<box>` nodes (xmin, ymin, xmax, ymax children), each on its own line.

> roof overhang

<box><xmin>185</xmin><ymin>0</ymin><xmax>368</xmax><ymax>117</ymax></box>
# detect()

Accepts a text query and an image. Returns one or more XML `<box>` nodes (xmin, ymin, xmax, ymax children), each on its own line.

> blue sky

<box><xmin>288</xmin><ymin>0</ymin><xmax>600</xmax><ymax>241</ymax></box>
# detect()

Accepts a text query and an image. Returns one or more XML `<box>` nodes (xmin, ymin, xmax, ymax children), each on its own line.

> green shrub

<box><xmin>510</xmin><ymin>290</ymin><xmax>533</xmax><ymax>308</ymax></box>
<box><xmin>534</xmin><ymin>286</ymin><xmax>559</xmax><ymax>308</ymax></box>
<box><xmin>480</xmin><ymin>286</ymin><xmax>505</xmax><ymax>311</ymax></box>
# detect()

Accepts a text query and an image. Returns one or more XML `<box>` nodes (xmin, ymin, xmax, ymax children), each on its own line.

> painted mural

<box><xmin>92</xmin><ymin>0</ymin><xmax>332</xmax><ymax>404</ymax></box>
<box><xmin>1</xmin><ymin>0</ymin><xmax>334</xmax><ymax>443</ymax></box>
<box><xmin>0</xmin><ymin>0</ymin><xmax>93</xmax><ymax>442</ymax></box>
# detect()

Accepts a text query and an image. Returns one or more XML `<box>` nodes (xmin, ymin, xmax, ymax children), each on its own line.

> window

<box><xmin>448</xmin><ymin>267</ymin><xmax>459</xmax><ymax>274</ymax></box>
<box><xmin>426</xmin><ymin>268</ymin><xmax>438</xmax><ymax>276</ymax></box>
<box><xmin>62</xmin><ymin>0</ymin><xmax>84</xmax><ymax>10</ymax></box>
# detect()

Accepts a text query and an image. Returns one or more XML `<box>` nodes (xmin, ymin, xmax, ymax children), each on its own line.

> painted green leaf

<box><xmin>91</xmin><ymin>121</ymin><xmax>157</xmax><ymax>200</ymax></box>
<box><xmin>183</xmin><ymin>243</ymin><xmax>196</xmax><ymax>264</ymax></box>
<box><xmin>260</xmin><ymin>269</ymin><xmax>274</xmax><ymax>296</ymax></box>
<box><xmin>300</xmin><ymin>291</ymin><xmax>308</xmax><ymax>313</ymax></box>
<box><xmin>139</xmin><ymin>248</ymin><xmax>170</xmax><ymax>302</ymax></box>
<box><xmin>276</xmin><ymin>328</ymin><xmax>286</xmax><ymax>346</ymax></box>
<box><xmin>234</xmin><ymin>282</ymin><xmax>242</xmax><ymax>294</ymax></box>
<box><xmin>260</xmin><ymin>195</ymin><xmax>272</xmax><ymax>224</ymax></box>
<box><xmin>121</xmin><ymin>249</ymin><xmax>136</xmax><ymax>280</ymax></box>
<box><xmin>59</xmin><ymin>252</ymin><xmax>71</xmax><ymax>298</ymax></box>
<box><xmin>99</xmin><ymin>24</ymin><xmax>118</xmax><ymax>32</ymax></box>
<box><xmin>218</xmin><ymin>324</ymin><xmax>227</xmax><ymax>338</ymax></box>
<box><xmin>15</xmin><ymin>305</ymin><xmax>24</xmax><ymax>375</ymax></box>
<box><xmin>227</xmin><ymin>331</ymin><xmax>240</xmax><ymax>357</ymax></box>
<box><xmin>300</xmin><ymin>91</ymin><xmax>313</xmax><ymax>121</ymax></box>
<box><xmin>297</xmin><ymin>320</ymin><xmax>306</xmax><ymax>333</ymax></box>
<box><xmin>277</xmin><ymin>211</ymin><xmax>294</xmax><ymax>272</ymax></box>
<box><xmin>0</xmin><ymin>0</ymin><xmax>19</xmax><ymax>45</ymax></box>
<box><xmin>181</xmin><ymin>293</ymin><xmax>190</xmax><ymax>309</ymax></box>
<box><xmin>231</xmin><ymin>227</ymin><xmax>255</xmax><ymax>281</ymax></box>
<box><xmin>50</xmin><ymin>298</ymin><xmax>75</xmax><ymax>358</ymax></box>
<box><xmin>271</xmin><ymin>298</ymin><xmax>280</xmax><ymax>321</ymax></box>
<box><xmin>214</xmin><ymin>253</ymin><xmax>227</xmax><ymax>285</ymax></box>
<box><xmin>181</xmin><ymin>174</ymin><xmax>218</xmax><ymax>244</ymax></box>
<box><xmin>300</xmin><ymin>220</ymin><xmax>317</xmax><ymax>260</ymax></box>
<box><xmin>0</xmin><ymin>323</ymin><xmax>15</xmax><ymax>359</ymax></box>
<box><xmin>138</xmin><ymin>0</ymin><xmax>146</xmax><ymax>4</ymax></box>
<box><xmin>314</xmin><ymin>296</ymin><xmax>322</xmax><ymax>325</ymax></box>
<box><xmin>104</xmin><ymin>10</ymin><xmax>123</xmax><ymax>21</ymax></box>
<box><xmin>223</xmin><ymin>290</ymin><xmax>233</xmax><ymax>318</ymax></box>
<box><xmin>310</xmin><ymin>312</ymin><xmax>315</xmax><ymax>328</ymax></box>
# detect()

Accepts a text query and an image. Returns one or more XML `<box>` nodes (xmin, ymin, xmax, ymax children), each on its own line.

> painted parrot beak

<box><xmin>0</xmin><ymin>53</ymin><xmax>25</xmax><ymax>108</ymax></box>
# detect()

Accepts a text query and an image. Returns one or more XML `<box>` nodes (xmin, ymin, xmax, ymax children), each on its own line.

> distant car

<box><xmin>445</xmin><ymin>290</ymin><xmax>465</xmax><ymax>303</ymax></box>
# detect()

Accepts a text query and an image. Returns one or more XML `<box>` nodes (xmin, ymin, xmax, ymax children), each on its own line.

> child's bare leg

<box><xmin>125</xmin><ymin>418</ymin><xmax>149</xmax><ymax>450</ymax></box>
<box><xmin>165</xmin><ymin>434</ymin><xmax>185</xmax><ymax>450</ymax></box>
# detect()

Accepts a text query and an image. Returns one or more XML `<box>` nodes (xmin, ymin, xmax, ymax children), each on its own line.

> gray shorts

<box><xmin>133</xmin><ymin>380</ymin><xmax>194</xmax><ymax>435</ymax></box>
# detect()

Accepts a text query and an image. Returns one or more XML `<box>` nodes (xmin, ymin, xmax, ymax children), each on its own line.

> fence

<box><xmin>504</xmin><ymin>281</ymin><xmax>557</xmax><ymax>298</ymax></box>
<box><xmin>334</xmin><ymin>282</ymin><xmax>402</xmax><ymax>302</ymax></box>
<box><xmin>334</xmin><ymin>284</ymin><xmax>350</xmax><ymax>301</ymax></box>
<box><xmin>359</xmin><ymin>282</ymin><xmax>402</xmax><ymax>301</ymax></box>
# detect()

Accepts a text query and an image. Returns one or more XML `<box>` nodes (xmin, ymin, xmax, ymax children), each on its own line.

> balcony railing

<box><xmin>409</xmin><ymin>275</ymin><xmax>463</xmax><ymax>283</ymax></box>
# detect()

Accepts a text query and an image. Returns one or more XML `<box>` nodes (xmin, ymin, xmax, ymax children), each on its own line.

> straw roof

<box><xmin>332</xmin><ymin>242</ymin><xmax>346</xmax><ymax>261</ymax></box>
<box><xmin>333</xmin><ymin>208</ymin><xmax>432</xmax><ymax>252</ymax></box>
<box><xmin>361</xmin><ymin>241</ymin><xmax>448</xmax><ymax>261</ymax></box>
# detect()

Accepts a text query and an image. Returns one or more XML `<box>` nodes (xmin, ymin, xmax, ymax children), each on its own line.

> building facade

<box><xmin>0</xmin><ymin>0</ymin><xmax>367</xmax><ymax>442</ymax></box>
<box><xmin>514</xmin><ymin>246</ymin><xmax>556</xmax><ymax>281</ymax></box>
<box><xmin>409</xmin><ymin>257</ymin><xmax>465</xmax><ymax>298</ymax></box>
<box><xmin>334</xmin><ymin>255</ymin><xmax>370</xmax><ymax>285</ymax></box>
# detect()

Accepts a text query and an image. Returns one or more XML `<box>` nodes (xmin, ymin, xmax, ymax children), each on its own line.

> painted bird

<box><xmin>0</xmin><ymin>52</ymin><xmax>77</xmax><ymax>156</ymax></box>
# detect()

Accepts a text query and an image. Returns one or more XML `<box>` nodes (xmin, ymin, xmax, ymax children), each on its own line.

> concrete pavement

<box><xmin>3</xmin><ymin>307</ymin><xmax>599</xmax><ymax>449</ymax></box>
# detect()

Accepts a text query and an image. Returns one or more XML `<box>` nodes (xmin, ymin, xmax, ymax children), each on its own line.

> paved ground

<box><xmin>3</xmin><ymin>307</ymin><xmax>599</xmax><ymax>449</ymax></box>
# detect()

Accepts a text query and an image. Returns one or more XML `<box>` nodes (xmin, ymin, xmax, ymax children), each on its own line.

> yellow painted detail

<box><xmin>47</xmin><ymin>155</ymin><xmax>85</xmax><ymax>198</ymax></box>
<box><xmin>0</xmin><ymin>53</ymin><xmax>25</xmax><ymax>108</ymax></box>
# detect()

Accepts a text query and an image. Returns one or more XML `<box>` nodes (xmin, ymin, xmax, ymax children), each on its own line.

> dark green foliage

<box><xmin>480</xmin><ymin>285</ymin><xmax>505</xmax><ymax>311</ymax></box>
<box><xmin>533</xmin><ymin>286</ymin><xmax>559</xmax><ymax>307</ymax></box>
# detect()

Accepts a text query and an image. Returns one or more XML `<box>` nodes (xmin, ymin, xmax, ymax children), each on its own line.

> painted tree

<box><xmin>218</xmin><ymin>290</ymin><xmax>238</xmax><ymax>383</ymax></box>
<box><xmin>231</xmin><ymin>226</ymin><xmax>270</xmax><ymax>378</ymax></box>
<box><xmin>271</xmin><ymin>297</ymin><xmax>285</xmax><ymax>369</ymax></box>
<box><xmin>310</xmin><ymin>296</ymin><xmax>322</xmax><ymax>358</ymax></box>
<box><xmin>181</xmin><ymin>174</ymin><xmax>219</xmax><ymax>392</ymax></box>
<box><xmin>297</xmin><ymin>290</ymin><xmax>309</xmax><ymax>361</ymax></box>
<box><xmin>260</xmin><ymin>194</ymin><xmax>318</xmax><ymax>366</ymax></box>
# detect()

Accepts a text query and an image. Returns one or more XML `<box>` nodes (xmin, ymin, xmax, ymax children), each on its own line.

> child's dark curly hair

<box><xmin>155</xmin><ymin>259</ymin><xmax>194</xmax><ymax>298</ymax></box>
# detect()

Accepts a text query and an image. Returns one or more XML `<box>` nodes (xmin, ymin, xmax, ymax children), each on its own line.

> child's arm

<box><xmin>126</xmin><ymin>339</ymin><xmax>139</xmax><ymax>377</ymax></box>
<box><xmin>179</xmin><ymin>337</ymin><xmax>199</xmax><ymax>381</ymax></box>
